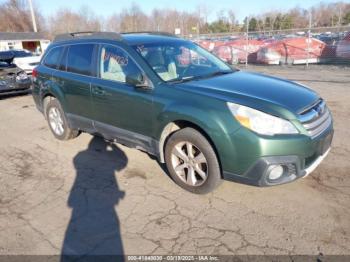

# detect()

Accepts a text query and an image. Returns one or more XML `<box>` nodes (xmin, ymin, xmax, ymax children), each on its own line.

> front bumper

<box><xmin>0</xmin><ymin>78</ymin><xmax>31</xmax><ymax>95</ymax></box>
<box><xmin>223</xmin><ymin>128</ymin><xmax>333</xmax><ymax>187</ymax></box>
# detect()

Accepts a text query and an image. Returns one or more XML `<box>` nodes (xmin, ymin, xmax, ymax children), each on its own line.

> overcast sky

<box><xmin>22</xmin><ymin>0</ymin><xmax>347</xmax><ymax>22</ymax></box>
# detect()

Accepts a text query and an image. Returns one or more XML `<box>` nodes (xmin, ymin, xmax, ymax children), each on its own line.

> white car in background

<box><xmin>11</xmin><ymin>50</ymin><xmax>41</xmax><ymax>75</ymax></box>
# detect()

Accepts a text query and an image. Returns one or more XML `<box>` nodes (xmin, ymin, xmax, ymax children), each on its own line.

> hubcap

<box><xmin>171</xmin><ymin>141</ymin><xmax>208</xmax><ymax>186</ymax></box>
<box><xmin>48</xmin><ymin>107</ymin><xmax>64</xmax><ymax>136</ymax></box>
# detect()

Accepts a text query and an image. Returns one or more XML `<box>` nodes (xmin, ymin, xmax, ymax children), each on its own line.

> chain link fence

<box><xmin>185</xmin><ymin>24</ymin><xmax>350</xmax><ymax>67</ymax></box>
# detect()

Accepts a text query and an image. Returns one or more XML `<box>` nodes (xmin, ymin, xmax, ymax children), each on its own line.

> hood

<box><xmin>176</xmin><ymin>71</ymin><xmax>319</xmax><ymax>115</ymax></box>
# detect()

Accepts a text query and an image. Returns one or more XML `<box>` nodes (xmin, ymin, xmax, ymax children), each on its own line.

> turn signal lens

<box><xmin>235</xmin><ymin>115</ymin><xmax>251</xmax><ymax>129</ymax></box>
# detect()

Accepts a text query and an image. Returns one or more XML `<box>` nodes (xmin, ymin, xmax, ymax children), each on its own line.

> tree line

<box><xmin>0</xmin><ymin>0</ymin><xmax>350</xmax><ymax>38</ymax></box>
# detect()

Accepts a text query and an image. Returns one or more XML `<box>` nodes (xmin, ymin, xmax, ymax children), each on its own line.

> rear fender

<box><xmin>41</xmin><ymin>81</ymin><xmax>66</xmax><ymax>114</ymax></box>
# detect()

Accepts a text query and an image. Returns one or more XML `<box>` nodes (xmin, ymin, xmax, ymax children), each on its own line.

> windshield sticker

<box><xmin>136</xmin><ymin>45</ymin><xmax>145</xmax><ymax>53</ymax></box>
<box><xmin>104</xmin><ymin>52</ymin><xmax>128</xmax><ymax>66</ymax></box>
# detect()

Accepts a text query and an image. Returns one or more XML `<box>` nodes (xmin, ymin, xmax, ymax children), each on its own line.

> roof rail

<box><xmin>53</xmin><ymin>31</ymin><xmax>123</xmax><ymax>42</ymax></box>
<box><xmin>121</xmin><ymin>31</ymin><xmax>178</xmax><ymax>38</ymax></box>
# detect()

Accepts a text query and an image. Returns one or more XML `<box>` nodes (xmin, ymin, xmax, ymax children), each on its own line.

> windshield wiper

<box><xmin>166</xmin><ymin>76</ymin><xmax>197</xmax><ymax>84</ymax></box>
<box><xmin>201</xmin><ymin>70</ymin><xmax>233</xmax><ymax>79</ymax></box>
<box><xmin>167</xmin><ymin>70</ymin><xmax>233</xmax><ymax>84</ymax></box>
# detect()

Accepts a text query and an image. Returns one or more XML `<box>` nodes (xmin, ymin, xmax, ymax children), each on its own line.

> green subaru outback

<box><xmin>32</xmin><ymin>32</ymin><xmax>333</xmax><ymax>194</ymax></box>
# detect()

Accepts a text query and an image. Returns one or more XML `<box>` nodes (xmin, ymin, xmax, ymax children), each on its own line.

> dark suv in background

<box><xmin>32</xmin><ymin>32</ymin><xmax>333</xmax><ymax>194</ymax></box>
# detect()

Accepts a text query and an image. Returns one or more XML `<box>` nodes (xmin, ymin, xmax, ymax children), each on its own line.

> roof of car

<box><xmin>121</xmin><ymin>33</ymin><xmax>185</xmax><ymax>45</ymax></box>
<box><xmin>53</xmin><ymin>31</ymin><xmax>186</xmax><ymax>46</ymax></box>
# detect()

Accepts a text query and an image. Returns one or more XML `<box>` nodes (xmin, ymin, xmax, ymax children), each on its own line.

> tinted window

<box><xmin>44</xmin><ymin>47</ymin><xmax>64</xmax><ymax>69</ymax></box>
<box><xmin>100</xmin><ymin>45</ymin><xmax>141</xmax><ymax>83</ymax></box>
<box><xmin>67</xmin><ymin>44</ymin><xmax>95</xmax><ymax>76</ymax></box>
<box><xmin>58</xmin><ymin>47</ymin><xmax>68</xmax><ymax>71</ymax></box>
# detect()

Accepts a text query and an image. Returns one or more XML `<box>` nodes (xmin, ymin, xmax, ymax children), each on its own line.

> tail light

<box><xmin>32</xmin><ymin>68</ymin><xmax>38</xmax><ymax>78</ymax></box>
<box><xmin>32</xmin><ymin>68</ymin><xmax>38</xmax><ymax>81</ymax></box>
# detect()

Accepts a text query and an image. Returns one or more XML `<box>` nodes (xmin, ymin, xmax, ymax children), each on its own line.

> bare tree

<box><xmin>105</xmin><ymin>14</ymin><xmax>121</xmax><ymax>32</ymax></box>
<box><xmin>227</xmin><ymin>9</ymin><xmax>237</xmax><ymax>31</ymax></box>
<box><xmin>0</xmin><ymin>0</ymin><xmax>44</xmax><ymax>32</ymax></box>
<box><xmin>2</xmin><ymin>0</ymin><xmax>350</xmax><ymax>39</ymax></box>
<box><xmin>47</xmin><ymin>6</ymin><xmax>102</xmax><ymax>38</ymax></box>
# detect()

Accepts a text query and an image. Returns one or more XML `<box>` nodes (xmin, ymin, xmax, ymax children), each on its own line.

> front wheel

<box><xmin>164</xmin><ymin>127</ymin><xmax>222</xmax><ymax>194</ymax></box>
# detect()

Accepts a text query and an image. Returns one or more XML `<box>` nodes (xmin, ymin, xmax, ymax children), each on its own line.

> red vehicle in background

<box><xmin>257</xmin><ymin>37</ymin><xmax>326</xmax><ymax>65</ymax></box>
<box><xmin>196</xmin><ymin>39</ymin><xmax>226</xmax><ymax>52</ymax></box>
<box><xmin>211</xmin><ymin>38</ymin><xmax>265</xmax><ymax>64</ymax></box>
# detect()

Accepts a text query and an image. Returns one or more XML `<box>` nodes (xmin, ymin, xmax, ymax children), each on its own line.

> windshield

<box><xmin>133</xmin><ymin>41</ymin><xmax>233</xmax><ymax>83</ymax></box>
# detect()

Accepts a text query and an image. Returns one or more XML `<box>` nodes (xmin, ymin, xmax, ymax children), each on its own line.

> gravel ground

<box><xmin>0</xmin><ymin>65</ymin><xmax>349</xmax><ymax>256</ymax></box>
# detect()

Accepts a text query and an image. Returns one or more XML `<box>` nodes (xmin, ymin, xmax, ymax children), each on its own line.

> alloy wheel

<box><xmin>171</xmin><ymin>141</ymin><xmax>208</xmax><ymax>186</ymax></box>
<box><xmin>48</xmin><ymin>107</ymin><xmax>64</xmax><ymax>136</ymax></box>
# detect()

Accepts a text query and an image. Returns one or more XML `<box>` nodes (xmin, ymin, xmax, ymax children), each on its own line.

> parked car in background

<box><xmin>212</xmin><ymin>38</ymin><xmax>265</xmax><ymax>64</ymax></box>
<box><xmin>336</xmin><ymin>32</ymin><xmax>350</xmax><ymax>60</ymax></box>
<box><xmin>196</xmin><ymin>39</ymin><xmax>225</xmax><ymax>51</ymax></box>
<box><xmin>315</xmin><ymin>33</ymin><xmax>340</xmax><ymax>46</ymax></box>
<box><xmin>257</xmin><ymin>37</ymin><xmax>326</xmax><ymax>65</ymax></box>
<box><xmin>11</xmin><ymin>49</ymin><xmax>41</xmax><ymax>74</ymax></box>
<box><xmin>0</xmin><ymin>51</ymin><xmax>32</xmax><ymax>96</ymax></box>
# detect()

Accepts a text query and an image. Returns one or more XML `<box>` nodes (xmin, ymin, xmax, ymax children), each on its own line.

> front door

<box><xmin>90</xmin><ymin>44</ymin><xmax>155</xmax><ymax>153</ymax></box>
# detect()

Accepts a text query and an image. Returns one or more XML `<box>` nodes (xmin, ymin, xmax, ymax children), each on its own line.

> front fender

<box><xmin>155</xmin><ymin>102</ymin><xmax>241</xmax><ymax>172</ymax></box>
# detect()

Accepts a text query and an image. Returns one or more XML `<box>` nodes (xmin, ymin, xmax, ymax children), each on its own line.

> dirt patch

<box><xmin>124</xmin><ymin>168</ymin><xmax>147</xmax><ymax>180</ymax></box>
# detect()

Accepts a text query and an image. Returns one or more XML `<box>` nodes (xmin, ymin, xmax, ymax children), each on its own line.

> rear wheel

<box><xmin>45</xmin><ymin>98</ymin><xmax>79</xmax><ymax>140</ymax></box>
<box><xmin>165</xmin><ymin>127</ymin><xmax>222</xmax><ymax>194</ymax></box>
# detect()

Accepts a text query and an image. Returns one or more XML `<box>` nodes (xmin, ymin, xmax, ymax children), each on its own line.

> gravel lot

<box><xmin>0</xmin><ymin>65</ymin><xmax>349</xmax><ymax>256</ymax></box>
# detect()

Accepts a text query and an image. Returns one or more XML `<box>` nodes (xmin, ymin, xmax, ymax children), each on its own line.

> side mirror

<box><xmin>126</xmin><ymin>72</ymin><xmax>153</xmax><ymax>90</ymax></box>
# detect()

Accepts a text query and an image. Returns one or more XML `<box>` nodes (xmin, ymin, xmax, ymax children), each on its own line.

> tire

<box><xmin>164</xmin><ymin>127</ymin><xmax>222</xmax><ymax>194</ymax></box>
<box><xmin>45</xmin><ymin>98</ymin><xmax>79</xmax><ymax>140</ymax></box>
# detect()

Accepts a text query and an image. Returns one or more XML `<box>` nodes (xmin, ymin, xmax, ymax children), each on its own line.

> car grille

<box><xmin>298</xmin><ymin>99</ymin><xmax>332</xmax><ymax>138</ymax></box>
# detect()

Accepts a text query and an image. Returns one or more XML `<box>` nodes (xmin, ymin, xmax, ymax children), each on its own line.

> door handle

<box><xmin>92</xmin><ymin>86</ymin><xmax>106</xmax><ymax>96</ymax></box>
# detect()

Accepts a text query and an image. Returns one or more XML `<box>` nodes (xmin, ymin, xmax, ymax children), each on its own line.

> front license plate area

<box><xmin>319</xmin><ymin>132</ymin><xmax>333</xmax><ymax>155</ymax></box>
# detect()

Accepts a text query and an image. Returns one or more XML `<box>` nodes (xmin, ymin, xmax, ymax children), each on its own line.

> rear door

<box><xmin>32</xmin><ymin>46</ymin><xmax>64</xmax><ymax>108</ymax></box>
<box><xmin>60</xmin><ymin>43</ymin><xmax>97</xmax><ymax>132</ymax></box>
<box><xmin>90</xmin><ymin>44</ymin><xmax>154</xmax><ymax>152</ymax></box>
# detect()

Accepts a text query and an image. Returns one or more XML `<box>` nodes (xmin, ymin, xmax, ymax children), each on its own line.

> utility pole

<box><xmin>246</xmin><ymin>16</ymin><xmax>249</xmax><ymax>68</ymax></box>
<box><xmin>331</xmin><ymin>15</ymin><xmax>333</xmax><ymax>27</ymax></box>
<box><xmin>28</xmin><ymin>0</ymin><xmax>37</xmax><ymax>32</ymax></box>
<box><xmin>197</xmin><ymin>22</ymin><xmax>200</xmax><ymax>40</ymax></box>
<box><xmin>306</xmin><ymin>10</ymin><xmax>312</xmax><ymax>68</ymax></box>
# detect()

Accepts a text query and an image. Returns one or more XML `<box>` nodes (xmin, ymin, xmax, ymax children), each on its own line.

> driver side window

<box><xmin>100</xmin><ymin>45</ymin><xmax>141</xmax><ymax>83</ymax></box>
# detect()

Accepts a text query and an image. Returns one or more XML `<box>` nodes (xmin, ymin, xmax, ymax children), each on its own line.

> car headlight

<box><xmin>16</xmin><ymin>72</ymin><xmax>29</xmax><ymax>81</ymax></box>
<box><xmin>227</xmin><ymin>102</ymin><xmax>298</xmax><ymax>135</ymax></box>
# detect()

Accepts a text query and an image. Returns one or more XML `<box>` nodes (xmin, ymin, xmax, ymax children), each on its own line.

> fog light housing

<box><xmin>268</xmin><ymin>165</ymin><xmax>284</xmax><ymax>180</ymax></box>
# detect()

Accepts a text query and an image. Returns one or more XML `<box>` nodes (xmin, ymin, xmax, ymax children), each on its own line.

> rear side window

<box><xmin>67</xmin><ymin>44</ymin><xmax>95</xmax><ymax>76</ymax></box>
<box><xmin>44</xmin><ymin>47</ymin><xmax>64</xmax><ymax>69</ymax></box>
<box><xmin>58</xmin><ymin>47</ymin><xmax>68</xmax><ymax>71</ymax></box>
